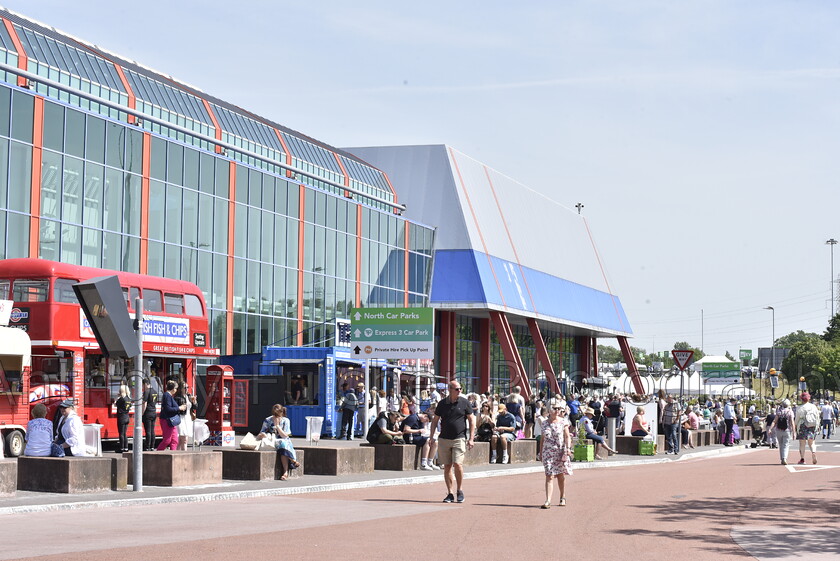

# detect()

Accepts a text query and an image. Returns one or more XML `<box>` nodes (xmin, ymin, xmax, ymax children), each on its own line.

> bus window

<box><xmin>0</xmin><ymin>280</ymin><xmax>8</xmax><ymax>299</ymax></box>
<box><xmin>122</xmin><ymin>286</ymin><xmax>140</xmax><ymax>310</ymax></box>
<box><xmin>185</xmin><ymin>293</ymin><xmax>203</xmax><ymax>317</ymax></box>
<box><xmin>12</xmin><ymin>280</ymin><xmax>49</xmax><ymax>302</ymax></box>
<box><xmin>145</xmin><ymin>289</ymin><xmax>162</xmax><ymax>312</ymax></box>
<box><xmin>164</xmin><ymin>293</ymin><xmax>184</xmax><ymax>314</ymax></box>
<box><xmin>54</xmin><ymin>278</ymin><xmax>79</xmax><ymax>303</ymax></box>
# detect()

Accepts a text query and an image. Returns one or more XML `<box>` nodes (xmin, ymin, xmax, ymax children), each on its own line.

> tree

<box><xmin>775</xmin><ymin>330</ymin><xmax>820</xmax><ymax>348</ymax></box>
<box><xmin>782</xmin><ymin>338</ymin><xmax>830</xmax><ymax>382</ymax></box>
<box><xmin>597</xmin><ymin>345</ymin><xmax>622</xmax><ymax>364</ymax></box>
<box><xmin>724</xmin><ymin>350</ymin><xmax>735</xmax><ymax>361</ymax></box>
<box><xmin>673</xmin><ymin>342</ymin><xmax>705</xmax><ymax>361</ymax></box>
<box><xmin>823</xmin><ymin>313</ymin><xmax>840</xmax><ymax>344</ymax></box>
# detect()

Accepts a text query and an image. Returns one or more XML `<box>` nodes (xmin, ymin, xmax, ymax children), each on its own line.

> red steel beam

<box><xmin>489</xmin><ymin>311</ymin><xmax>532</xmax><ymax>401</ymax></box>
<box><xmin>526</xmin><ymin>318</ymin><xmax>561</xmax><ymax>395</ymax></box>
<box><xmin>617</xmin><ymin>336</ymin><xmax>645</xmax><ymax>394</ymax></box>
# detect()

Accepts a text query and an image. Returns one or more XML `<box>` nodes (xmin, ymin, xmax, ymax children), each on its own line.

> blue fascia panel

<box><xmin>430</xmin><ymin>249</ymin><xmax>632</xmax><ymax>334</ymax></box>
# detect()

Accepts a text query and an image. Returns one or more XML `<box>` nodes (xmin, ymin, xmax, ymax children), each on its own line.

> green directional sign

<box><xmin>351</xmin><ymin>307</ymin><xmax>434</xmax><ymax>359</ymax></box>
<box><xmin>739</xmin><ymin>349</ymin><xmax>752</xmax><ymax>361</ymax></box>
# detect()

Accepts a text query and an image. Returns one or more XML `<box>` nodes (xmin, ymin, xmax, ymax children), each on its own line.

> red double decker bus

<box><xmin>0</xmin><ymin>258</ymin><xmax>219</xmax><ymax>455</ymax></box>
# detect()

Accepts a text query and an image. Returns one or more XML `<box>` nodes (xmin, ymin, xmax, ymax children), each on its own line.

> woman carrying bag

<box><xmin>258</xmin><ymin>404</ymin><xmax>300</xmax><ymax>480</ymax></box>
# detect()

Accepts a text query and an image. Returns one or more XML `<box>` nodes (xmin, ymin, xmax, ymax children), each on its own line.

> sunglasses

<box><xmin>552</xmin><ymin>407</ymin><xmax>563</xmax><ymax>411</ymax></box>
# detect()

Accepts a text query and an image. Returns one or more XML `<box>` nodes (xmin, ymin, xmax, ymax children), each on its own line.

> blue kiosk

<box><xmin>221</xmin><ymin>346</ymin><xmax>395</xmax><ymax>437</ymax></box>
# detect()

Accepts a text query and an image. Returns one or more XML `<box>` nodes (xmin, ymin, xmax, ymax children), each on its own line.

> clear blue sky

<box><xmin>8</xmin><ymin>1</ymin><xmax>840</xmax><ymax>357</ymax></box>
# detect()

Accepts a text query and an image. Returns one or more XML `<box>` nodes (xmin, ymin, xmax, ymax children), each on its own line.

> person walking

<box><xmin>430</xmin><ymin>380</ymin><xmax>475</xmax><ymax>504</ymax></box>
<box><xmin>769</xmin><ymin>399</ymin><xmax>794</xmax><ymax>465</ymax></box>
<box><xmin>141</xmin><ymin>378</ymin><xmax>159</xmax><ymax>451</ymax></box>
<box><xmin>339</xmin><ymin>382</ymin><xmax>358</xmax><ymax>440</ymax></box>
<box><xmin>115</xmin><ymin>385</ymin><xmax>131</xmax><ymax>452</ymax></box>
<box><xmin>795</xmin><ymin>392</ymin><xmax>820</xmax><ymax>465</ymax></box>
<box><xmin>540</xmin><ymin>399</ymin><xmax>573</xmax><ymax>508</ymax></box>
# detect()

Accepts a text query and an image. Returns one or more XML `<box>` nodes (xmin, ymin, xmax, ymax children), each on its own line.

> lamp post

<box><xmin>827</xmin><ymin>239</ymin><xmax>837</xmax><ymax>318</ymax></box>
<box><xmin>764</xmin><ymin>304</ymin><xmax>775</xmax><ymax>378</ymax></box>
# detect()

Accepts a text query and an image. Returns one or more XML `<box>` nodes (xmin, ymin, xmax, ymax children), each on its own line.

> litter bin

<box><xmin>83</xmin><ymin>424</ymin><xmax>104</xmax><ymax>457</ymax></box>
<box><xmin>305</xmin><ymin>416</ymin><xmax>324</xmax><ymax>444</ymax></box>
<box><xmin>192</xmin><ymin>419</ymin><xmax>210</xmax><ymax>448</ymax></box>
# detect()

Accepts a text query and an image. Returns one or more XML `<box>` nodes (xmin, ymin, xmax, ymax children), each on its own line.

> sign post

<box><xmin>350</xmin><ymin>308</ymin><xmax>434</xmax><ymax>360</ymax></box>
<box><xmin>671</xmin><ymin>350</ymin><xmax>694</xmax><ymax>402</ymax></box>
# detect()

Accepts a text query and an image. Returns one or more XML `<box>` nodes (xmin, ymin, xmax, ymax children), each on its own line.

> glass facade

<box><xmin>0</xmin><ymin>10</ymin><xmax>435</xmax><ymax>359</ymax></box>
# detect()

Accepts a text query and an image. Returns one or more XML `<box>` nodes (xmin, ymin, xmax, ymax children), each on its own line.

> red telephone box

<box><xmin>205</xmin><ymin>365</ymin><xmax>249</xmax><ymax>446</ymax></box>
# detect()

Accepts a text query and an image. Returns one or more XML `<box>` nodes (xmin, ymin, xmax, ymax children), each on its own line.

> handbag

<box><xmin>168</xmin><ymin>414</ymin><xmax>181</xmax><ymax>427</ymax></box>
<box><xmin>258</xmin><ymin>433</ymin><xmax>277</xmax><ymax>450</ymax></box>
<box><xmin>239</xmin><ymin>432</ymin><xmax>259</xmax><ymax>450</ymax></box>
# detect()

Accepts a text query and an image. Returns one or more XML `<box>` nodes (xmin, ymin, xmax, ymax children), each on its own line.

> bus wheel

<box><xmin>5</xmin><ymin>430</ymin><xmax>24</xmax><ymax>457</ymax></box>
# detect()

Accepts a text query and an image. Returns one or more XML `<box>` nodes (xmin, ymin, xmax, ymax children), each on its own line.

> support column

<box><xmin>526</xmin><ymin>318</ymin><xmax>560</xmax><ymax>394</ymax></box>
<box><xmin>438</xmin><ymin>311</ymin><xmax>453</xmax><ymax>382</ymax></box>
<box><xmin>617</xmin><ymin>336</ymin><xmax>645</xmax><ymax>394</ymax></box>
<box><xmin>477</xmin><ymin>317</ymin><xmax>491</xmax><ymax>393</ymax></box>
<box><xmin>488</xmin><ymin>311</ymin><xmax>532</xmax><ymax>400</ymax></box>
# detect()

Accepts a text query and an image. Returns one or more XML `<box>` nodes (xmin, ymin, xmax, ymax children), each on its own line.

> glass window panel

<box><xmin>262</xmin><ymin>173</ymin><xmax>274</xmax><ymax>211</ymax></box>
<box><xmin>247</xmin><ymin>207</ymin><xmax>261</xmax><ymax>260</ymax></box>
<box><xmin>5</xmin><ymin>212</ymin><xmax>26</xmax><ymax>258</ymax></box>
<box><xmin>43</xmin><ymin>101</ymin><xmax>64</xmax><ymax>152</ymax></box>
<box><xmin>8</xmin><ymin>142</ymin><xmax>31</xmax><ymax>213</ymax></box>
<box><xmin>123</xmin><ymin>174</ymin><xmax>141</xmax><ymax>236</ymax></box>
<box><xmin>286</xmin><ymin>268</ymin><xmax>297</xmax><ymax>320</ymax></box>
<box><xmin>324</xmin><ymin>276</ymin><xmax>336</xmax><ymax>321</ymax></box>
<box><xmin>147</xmin><ymin>240</ymin><xmax>164</xmax><ymax>276</ymax></box>
<box><xmin>286</xmin><ymin>218</ymin><xmax>298</xmax><ymax>269</ymax></box>
<box><xmin>232</xmin><ymin>312</ymin><xmax>243</xmax><ymax>354</ymax></box>
<box><xmin>144</xmin><ymin>289</ymin><xmax>163</xmax><ymax>313</ymax></box>
<box><xmin>60</xmin><ymin>222</ymin><xmax>81</xmax><ymax>264</ymax></box>
<box><xmin>103</xmin><ymin>168</ymin><xmax>122</xmax><ymax>231</ymax></box>
<box><xmin>10</xmin><ymin>90</ymin><xmax>33</xmax><ymax>143</ymax></box>
<box><xmin>167</xmin><ymin>143</ymin><xmax>184</xmax><ymax>185</ymax></box>
<box><xmin>246</xmin><ymin>260</ymin><xmax>258</xmax><ymax>313</ymax></box>
<box><xmin>0</xmin><ymin>138</ymin><xmax>7</xmax><ymax>207</ymax></box>
<box><xmin>181</xmin><ymin>247</ymin><xmax>196</xmax><ymax>284</ymax></box>
<box><xmin>105</xmin><ymin>121</ymin><xmax>124</xmax><ymax>168</ymax></box>
<box><xmin>335</xmin><ymin>280</ymin><xmax>346</xmax><ymax>320</ymax></box>
<box><xmin>304</xmin><ymin>223</ymin><xmax>314</xmax><ymax>271</ymax></box>
<box><xmin>213</xmin><ymin>252</ymin><xmax>227</xmax><ymax>309</ymax></box>
<box><xmin>199</xmin><ymin>152</ymin><xmax>214</xmax><ymax>194</ymax></box>
<box><xmin>85</xmin><ymin>116</ymin><xmax>105</xmax><ymax>163</ymax></box>
<box><xmin>246</xmin><ymin>314</ymin><xmax>258</xmax><ymax>353</ymax></box>
<box><xmin>197</xmin><ymin>249</ymin><xmax>211</xmax><ymax>302</ymax></box>
<box><xmin>0</xmin><ymin>87</ymin><xmax>10</xmax><ymax>137</ymax></box>
<box><xmin>213</xmin><ymin>198</ymin><xmax>228</xmax><ymax>254</ymax></box>
<box><xmin>165</xmin><ymin>293</ymin><xmax>184</xmax><ymax>314</ymax></box>
<box><xmin>261</xmin><ymin>210</ymin><xmax>273</xmax><ymax>262</ymax></box>
<box><xmin>215</xmin><ymin>158</ymin><xmax>229</xmax><ymax>198</ymax></box>
<box><xmin>12</xmin><ymin>279</ymin><xmax>48</xmax><ymax>302</ymax></box>
<box><xmin>273</xmin><ymin>215</ymin><xmax>286</xmax><ymax>266</ymax></box>
<box><xmin>287</xmin><ymin>183</ymin><xmax>299</xmax><ymax>218</ymax></box>
<box><xmin>122</xmin><ymin>236</ymin><xmax>139</xmax><ymax>273</ymax></box>
<box><xmin>260</xmin><ymin>263</ymin><xmax>272</xmax><ymax>314</ymax></box>
<box><xmin>63</xmin><ymin>109</ymin><xmax>85</xmax><ymax>159</ymax></box>
<box><xmin>234</xmin><ymin>204</ymin><xmax>246</xmax><ymax>257</ymax></box>
<box><xmin>150</xmin><ymin>136</ymin><xmax>166</xmax><ymax>180</ymax></box>
<box><xmin>164</xmin><ymin>186</ymin><xmax>182</xmax><ymax>244</ymax></box>
<box><xmin>61</xmin><ymin>155</ymin><xmax>83</xmax><ymax>223</ymax></box>
<box><xmin>102</xmin><ymin>231</ymin><xmax>121</xmax><ymax>270</ymax></box>
<box><xmin>183</xmin><ymin>147</ymin><xmax>199</xmax><ymax>190</ymax></box>
<box><xmin>325</xmin><ymin>229</ymin><xmax>336</xmax><ymax>277</ymax></box>
<box><xmin>248</xmin><ymin>168</ymin><xmax>261</xmax><ymax>207</ymax></box>
<box><xmin>326</xmin><ymin>194</ymin><xmax>337</xmax><ymax>230</ymax></box>
<box><xmin>40</xmin><ymin>150</ymin><xmax>61</xmax><ymax>219</ymax></box>
<box><xmin>164</xmin><ymin>243</ymin><xmax>181</xmax><ymax>278</ymax></box>
<box><xmin>39</xmin><ymin>218</ymin><xmax>58</xmax><ymax>261</ymax></box>
<box><xmin>185</xmin><ymin>293</ymin><xmax>203</xmax><ymax>317</ymax></box>
<box><xmin>234</xmin><ymin>165</ymin><xmax>247</xmax><ymax>204</ymax></box>
<box><xmin>336</xmin><ymin>199</ymin><xmax>347</xmax><ymax>232</ymax></box>
<box><xmin>148</xmin><ymin>180</ymin><xmax>165</xmax><ymax>241</ymax></box>
<box><xmin>232</xmin><ymin>259</ymin><xmax>245</xmax><ymax>311</ymax></box>
<box><xmin>313</xmin><ymin>225</ymin><xmax>325</xmax><ymax>272</ymax></box>
<box><xmin>347</xmin><ymin>233</ymin><xmax>357</xmax><ymax>283</ymax></box>
<box><xmin>83</xmin><ymin>163</ymin><xmax>103</xmax><ymax>228</ymax></box>
<box><xmin>302</xmin><ymin>272</ymin><xmax>313</xmax><ymax>321</ymax></box>
<box><xmin>275</xmin><ymin>178</ymin><xmax>288</xmax><ymax>215</ymax></box>
<box><xmin>182</xmin><ymin>189</ymin><xmax>198</xmax><ymax>247</ymax></box>
<box><xmin>273</xmin><ymin>266</ymin><xmax>285</xmax><ymax>316</ymax></box>
<box><xmin>125</xmin><ymin>128</ymin><xmax>143</xmax><ymax>175</ymax></box>
<box><xmin>197</xmin><ymin>194</ymin><xmax>213</xmax><ymax>251</ymax></box>
<box><xmin>304</xmin><ymin>190</ymin><xmax>314</xmax><ymax>223</ymax></box>
<box><xmin>211</xmin><ymin>310</ymin><xmax>227</xmax><ymax>355</ymax></box>
<box><xmin>81</xmin><ymin>227</ymin><xmax>101</xmax><ymax>267</ymax></box>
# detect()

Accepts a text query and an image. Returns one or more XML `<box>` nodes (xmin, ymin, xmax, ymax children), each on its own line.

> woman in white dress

<box><xmin>176</xmin><ymin>382</ymin><xmax>198</xmax><ymax>450</ymax></box>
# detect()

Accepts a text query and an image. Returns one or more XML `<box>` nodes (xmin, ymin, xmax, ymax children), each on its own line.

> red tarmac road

<box><xmin>5</xmin><ymin>446</ymin><xmax>840</xmax><ymax>561</ymax></box>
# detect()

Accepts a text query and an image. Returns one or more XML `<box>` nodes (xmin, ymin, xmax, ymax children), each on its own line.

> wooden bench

<box><xmin>687</xmin><ymin>429</ymin><xmax>716</xmax><ymax>447</ymax></box>
<box><xmin>360</xmin><ymin>443</ymin><xmax>422</xmax><ymax>470</ymax></box>
<box><xmin>124</xmin><ymin>451</ymin><xmax>222</xmax><ymax>486</ymax></box>
<box><xmin>219</xmin><ymin>448</ymin><xmax>305</xmax><ymax>480</ymax></box>
<box><xmin>296</xmin><ymin>445</ymin><xmax>374</xmax><ymax>476</ymax></box>
<box><xmin>490</xmin><ymin>438</ymin><xmax>537</xmax><ymax>464</ymax></box>
<box><xmin>0</xmin><ymin>460</ymin><xmax>16</xmax><ymax>496</ymax></box>
<box><xmin>615</xmin><ymin>434</ymin><xmax>665</xmax><ymax>455</ymax></box>
<box><xmin>17</xmin><ymin>456</ymin><xmax>123</xmax><ymax>493</ymax></box>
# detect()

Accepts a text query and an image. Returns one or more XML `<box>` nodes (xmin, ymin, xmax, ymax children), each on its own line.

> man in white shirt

<box><xmin>820</xmin><ymin>401</ymin><xmax>836</xmax><ymax>439</ymax></box>
<box><xmin>55</xmin><ymin>400</ymin><xmax>87</xmax><ymax>457</ymax></box>
<box><xmin>723</xmin><ymin>398</ymin><xmax>736</xmax><ymax>446</ymax></box>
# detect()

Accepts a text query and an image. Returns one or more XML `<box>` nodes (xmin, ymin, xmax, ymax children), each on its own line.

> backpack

<box><xmin>777</xmin><ymin>414</ymin><xmax>788</xmax><ymax>431</ymax></box>
<box><xmin>803</xmin><ymin>405</ymin><xmax>819</xmax><ymax>428</ymax></box>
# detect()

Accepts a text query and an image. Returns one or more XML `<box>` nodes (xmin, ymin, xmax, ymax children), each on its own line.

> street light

<box><xmin>827</xmin><ymin>239</ymin><xmax>837</xmax><ymax>318</ymax></box>
<box><xmin>764</xmin><ymin>305</ymin><xmax>775</xmax><ymax>371</ymax></box>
